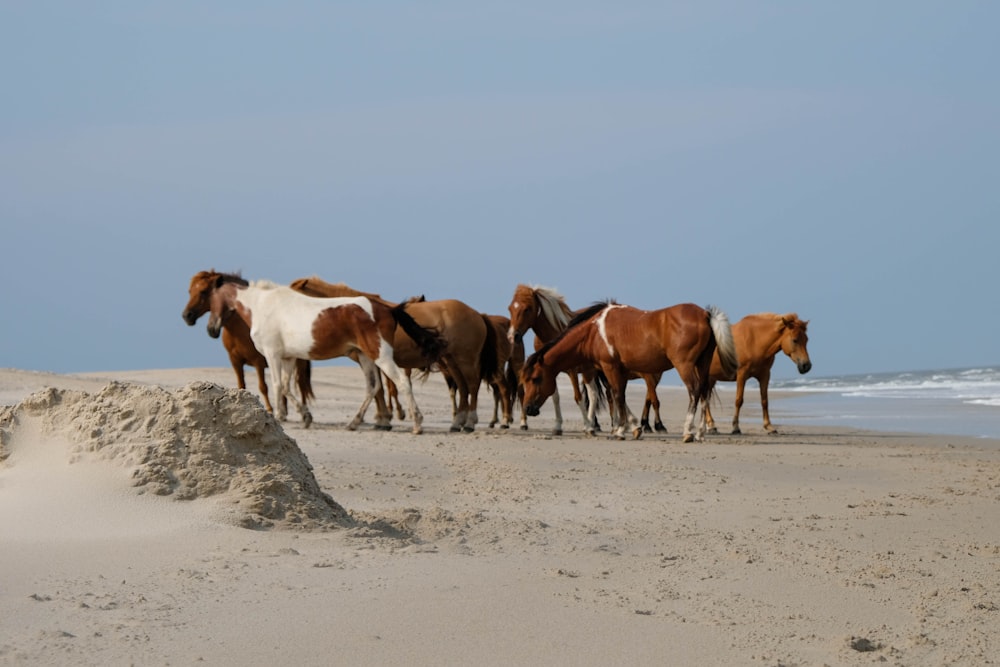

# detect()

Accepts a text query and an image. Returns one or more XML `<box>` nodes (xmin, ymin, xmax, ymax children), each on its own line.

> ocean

<box><xmin>770</xmin><ymin>366</ymin><xmax>1000</xmax><ymax>440</ymax></box>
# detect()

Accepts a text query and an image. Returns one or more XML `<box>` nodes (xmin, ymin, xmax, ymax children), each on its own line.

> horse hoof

<box><xmin>462</xmin><ymin>425</ymin><xmax>475</xmax><ymax>433</ymax></box>
<box><xmin>374</xmin><ymin>424</ymin><xmax>393</xmax><ymax>431</ymax></box>
<box><xmin>731</xmin><ymin>428</ymin><xmax>742</xmax><ymax>435</ymax></box>
<box><xmin>412</xmin><ymin>426</ymin><xmax>423</xmax><ymax>435</ymax></box>
<box><xmin>449</xmin><ymin>425</ymin><xmax>462</xmax><ymax>433</ymax></box>
<box><xmin>632</xmin><ymin>430</ymin><xmax>643</xmax><ymax>440</ymax></box>
<box><xmin>303</xmin><ymin>414</ymin><xmax>313</xmax><ymax>429</ymax></box>
<box><xmin>655</xmin><ymin>424</ymin><xmax>668</xmax><ymax>433</ymax></box>
<box><xmin>707</xmin><ymin>427</ymin><xmax>719</xmax><ymax>435</ymax></box>
<box><xmin>500</xmin><ymin>424</ymin><xmax>510</xmax><ymax>430</ymax></box>
<box><xmin>520</xmin><ymin>425</ymin><xmax>528</xmax><ymax>431</ymax></box>
<box><xmin>552</xmin><ymin>429</ymin><xmax>563</xmax><ymax>436</ymax></box>
<box><xmin>682</xmin><ymin>434</ymin><xmax>695</xmax><ymax>443</ymax></box>
<box><xmin>767</xmin><ymin>429</ymin><xmax>780</xmax><ymax>435</ymax></box>
<box><xmin>641</xmin><ymin>424</ymin><xmax>652</xmax><ymax>433</ymax></box>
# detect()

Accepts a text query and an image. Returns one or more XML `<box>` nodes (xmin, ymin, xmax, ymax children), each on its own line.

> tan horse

<box><xmin>521</xmin><ymin>301</ymin><xmax>738</xmax><ymax>442</ymax></box>
<box><xmin>507</xmin><ymin>284</ymin><xmax>666</xmax><ymax>434</ymax></box>
<box><xmin>290</xmin><ymin>276</ymin><xmax>498</xmax><ymax>432</ymax></box>
<box><xmin>705</xmin><ymin>313</ymin><xmax>812</xmax><ymax>435</ymax></box>
<box><xmin>182</xmin><ymin>270</ymin><xmax>313</xmax><ymax>414</ymax></box>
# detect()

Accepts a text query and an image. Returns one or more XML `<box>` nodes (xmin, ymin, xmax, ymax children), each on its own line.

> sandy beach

<box><xmin>1</xmin><ymin>365</ymin><xmax>998</xmax><ymax>666</ymax></box>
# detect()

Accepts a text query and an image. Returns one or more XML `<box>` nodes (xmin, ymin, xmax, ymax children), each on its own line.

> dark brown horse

<box><xmin>705</xmin><ymin>313</ymin><xmax>812</xmax><ymax>434</ymax></box>
<box><xmin>182</xmin><ymin>270</ymin><xmax>313</xmax><ymax>414</ymax></box>
<box><xmin>522</xmin><ymin>301</ymin><xmax>738</xmax><ymax>442</ymax></box>
<box><xmin>189</xmin><ymin>271</ymin><xmax>446</xmax><ymax>433</ymax></box>
<box><xmin>290</xmin><ymin>276</ymin><xmax>497</xmax><ymax>432</ymax></box>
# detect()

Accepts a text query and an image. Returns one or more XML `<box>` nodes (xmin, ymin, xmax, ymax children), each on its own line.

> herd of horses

<box><xmin>182</xmin><ymin>270</ymin><xmax>811</xmax><ymax>441</ymax></box>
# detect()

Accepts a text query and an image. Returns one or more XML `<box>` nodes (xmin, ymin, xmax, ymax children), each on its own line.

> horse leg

<box><xmin>550</xmin><ymin>382</ymin><xmax>564</xmax><ymax>436</ymax></box>
<box><xmin>582</xmin><ymin>377</ymin><xmax>603</xmax><ymax>437</ymax></box>
<box><xmin>272</xmin><ymin>357</ymin><xmax>312</xmax><ymax>428</ymax></box>
<box><xmin>732</xmin><ymin>372</ymin><xmax>748</xmax><ymax>435</ymax></box>
<box><xmin>348</xmin><ymin>357</ymin><xmax>382</xmax><ymax>430</ymax></box>
<box><xmin>704</xmin><ymin>380</ymin><xmax>720</xmax><ymax>435</ymax></box>
<box><xmin>487</xmin><ymin>382</ymin><xmax>501</xmax><ymax>428</ymax></box>
<box><xmin>463</xmin><ymin>369</ymin><xmax>482</xmax><ymax>433</ymax></box>
<box><xmin>675</xmin><ymin>363</ymin><xmax>701</xmax><ymax>443</ymax></box>
<box><xmin>387</xmin><ymin>372</ymin><xmax>406</xmax><ymax>420</ymax></box>
<box><xmin>758</xmin><ymin>368</ymin><xmax>778</xmax><ymax>434</ymax></box>
<box><xmin>377</xmin><ymin>360</ymin><xmax>423</xmax><ymax>435</ymax></box>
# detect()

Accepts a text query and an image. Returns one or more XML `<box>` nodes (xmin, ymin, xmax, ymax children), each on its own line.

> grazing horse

<box><xmin>521</xmin><ymin>301</ymin><xmax>738</xmax><ymax>442</ymax></box>
<box><xmin>705</xmin><ymin>313</ymin><xmax>812</xmax><ymax>435</ymax></box>
<box><xmin>193</xmin><ymin>271</ymin><xmax>446</xmax><ymax>434</ymax></box>
<box><xmin>182</xmin><ymin>270</ymin><xmax>313</xmax><ymax>414</ymax></box>
<box><xmin>507</xmin><ymin>284</ymin><xmax>666</xmax><ymax>434</ymax></box>
<box><xmin>290</xmin><ymin>276</ymin><xmax>497</xmax><ymax>432</ymax></box>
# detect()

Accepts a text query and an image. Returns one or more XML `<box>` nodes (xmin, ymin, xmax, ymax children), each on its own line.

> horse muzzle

<box><xmin>206</xmin><ymin>315</ymin><xmax>223</xmax><ymax>339</ymax></box>
<box><xmin>798</xmin><ymin>361</ymin><xmax>812</xmax><ymax>374</ymax></box>
<box><xmin>525</xmin><ymin>402</ymin><xmax>541</xmax><ymax>417</ymax></box>
<box><xmin>182</xmin><ymin>310</ymin><xmax>198</xmax><ymax>326</ymax></box>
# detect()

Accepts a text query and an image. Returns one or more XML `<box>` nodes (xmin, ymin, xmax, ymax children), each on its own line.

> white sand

<box><xmin>1</xmin><ymin>365</ymin><xmax>998</xmax><ymax>666</ymax></box>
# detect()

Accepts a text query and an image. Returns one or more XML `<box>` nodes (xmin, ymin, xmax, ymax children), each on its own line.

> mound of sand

<box><xmin>0</xmin><ymin>381</ymin><xmax>348</xmax><ymax>530</ymax></box>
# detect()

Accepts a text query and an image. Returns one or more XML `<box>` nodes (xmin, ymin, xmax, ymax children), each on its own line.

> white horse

<box><xmin>196</xmin><ymin>272</ymin><xmax>445</xmax><ymax>434</ymax></box>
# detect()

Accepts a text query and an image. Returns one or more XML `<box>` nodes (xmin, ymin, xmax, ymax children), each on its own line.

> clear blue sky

<box><xmin>1</xmin><ymin>2</ymin><xmax>997</xmax><ymax>379</ymax></box>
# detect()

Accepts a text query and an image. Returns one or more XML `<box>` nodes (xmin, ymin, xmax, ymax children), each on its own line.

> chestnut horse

<box><xmin>192</xmin><ymin>271</ymin><xmax>446</xmax><ymax>434</ymax></box>
<box><xmin>290</xmin><ymin>276</ymin><xmax>498</xmax><ymax>432</ymax></box>
<box><xmin>182</xmin><ymin>270</ymin><xmax>313</xmax><ymax>414</ymax></box>
<box><xmin>507</xmin><ymin>285</ymin><xmax>667</xmax><ymax>434</ymax></box>
<box><xmin>705</xmin><ymin>313</ymin><xmax>811</xmax><ymax>435</ymax></box>
<box><xmin>521</xmin><ymin>301</ymin><xmax>738</xmax><ymax>442</ymax></box>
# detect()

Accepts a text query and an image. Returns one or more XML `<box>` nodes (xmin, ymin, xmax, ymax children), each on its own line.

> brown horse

<box><xmin>507</xmin><ymin>284</ymin><xmax>666</xmax><ymax>434</ymax></box>
<box><xmin>521</xmin><ymin>301</ymin><xmax>738</xmax><ymax>442</ymax></box>
<box><xmin>190</xmin><ymin>271</ymin><xmax>446</xmax><ymax>433</ymax></box>
<box><xmin>484</xmin><ymin>314</ymin><xmax>524</xmax><ymax>429</ymax></box>
<box><xmin>705</xmin><ymin>313</ymin><xmax>812</xmax><ymax>435</ymax></box>
<box><xmin>290</xmin><ymin>276</ymin><xmax>498</xmax><ymax>432</ymax></box>
<box><xmin>182</xmin><ymin>270</ymin><xmax>314</xmax><ymax>414</ymax></box>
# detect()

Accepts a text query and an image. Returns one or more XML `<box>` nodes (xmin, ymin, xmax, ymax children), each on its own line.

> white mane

<box><xmin>531</xmin><ymin>285</ymin><xmax>573</xmax><ymax>329</ymax></box>
<box><xmin>249</xmin><ymin>279</ymin><xmax>282</xmax><ymax>290</ymax></box>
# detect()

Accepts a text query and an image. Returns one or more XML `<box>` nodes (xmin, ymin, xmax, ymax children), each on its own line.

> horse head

<box><xmin>780</xmin><ymin>314</ymin><xmax>812</xmax><ymax>374</ymax></box>
<box><xmin>520</xmin><ymin>351</ymin><xmax>557</xmax><ymax>417</ymax></box>
<box><xmin>182</xmin><ymin>270</ymin><xmax>224</xmax><ymax>326</ymax></box>
<box><xmin>507</xmin><ymin>285</ymin><xmax>539</xmax><ymax>344</ymax></box>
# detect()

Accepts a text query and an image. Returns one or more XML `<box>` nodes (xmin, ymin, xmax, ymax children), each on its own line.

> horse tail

<box><xmin>295</xmin><ymin>359</ymin><xmax>315</xmax><ymax>405</ymax></box>
<box><xmin>391</xmin><ymin>303</ymin><xmax>448</xmax><ymax>364</ymax></box>
<box><xmin>478</xmin><ymin>314</ymin><xmax>500</xmax><ymax>383</ymax></box>
<box><xmin>706</xmin><ymin>305</ymin><xmax>738</xmax><ymax>379</ymax></box>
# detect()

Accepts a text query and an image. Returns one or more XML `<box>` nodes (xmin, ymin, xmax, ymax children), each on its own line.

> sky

<box><xmin>1</xmin><ymin>2</ymin><xmax>997</xmax><ymax>380</ymax></box>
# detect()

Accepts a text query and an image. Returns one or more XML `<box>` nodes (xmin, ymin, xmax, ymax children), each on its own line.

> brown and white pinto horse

<box><xmin>521</xmin><ymin>301</ymin><xmax>738</xmax><ymax>442</ymax></box>
<box><xmin>705</xmin><ymin>313</ymin><xmax>811</xmax><ymax>435</ymax></box>
<box><xmin>507</xmin><ymin>285</ymin><xmax>666</xmax><ymax>434</ymax></box>
<box><xmin>191</xmin><ymin>271</ymin><xmax>446</xmax><ymax>434</ymax></box>
<box><xmin>290</xmin><ymin>276</ymin><xmax>497</xmax><ymax>432</ymax></box>
<box><xmin>182</xmin><ymin>270</ymin><xmax>313</xmax><ymax>415</ymax></box>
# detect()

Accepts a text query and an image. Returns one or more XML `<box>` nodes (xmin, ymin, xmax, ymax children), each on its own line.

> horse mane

<box><xmin>529</xmin><ymin>285</ymin><xmax>573</xmax><ymax>329</ymax></box>
<box><xmin>526</xmin><ymin>300</ymin><xmax>611</xmax><ymax>370</ymax></box>
<box><xmin>250</xmin><ymin>279</ymin><xmax>281</xmax><ymax>290</ymax></box>
<box><xmin>209</xmin><ymin>270</ymin><xmax>248</xmax><ymax>287</ymax></box>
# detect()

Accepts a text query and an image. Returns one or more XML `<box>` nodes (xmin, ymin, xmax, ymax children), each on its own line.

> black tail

<box><xmin>478</xmin><ymin>314</ymin><xmax>499</xmax><ymax>382</ymax></box>
<box><xmin>391</xmin><ymin>303</ymin><xmax>448</xmax><ymax>364</ymax></box>
<box><xmin>295</xmin><ymin>359</ymin><xmax>315</xmax><ymax>405</ymax></box>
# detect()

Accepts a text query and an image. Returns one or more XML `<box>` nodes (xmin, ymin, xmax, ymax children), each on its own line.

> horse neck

<box><xmin>538</xmin><ymin>324</ymin><xmax>594</xmax><ymax>373</ymax></box>
<box><xmin>740</xmin><ymin>316</ymin><xmax>784</xmax><ymax>362</ymax></box>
